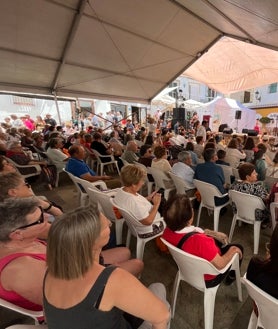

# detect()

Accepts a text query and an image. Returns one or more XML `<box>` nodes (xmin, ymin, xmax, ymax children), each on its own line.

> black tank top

<box><xmin>43</xmin><ymin>266</ymin><xmax>131</xmax><ymax>329</ymax></box>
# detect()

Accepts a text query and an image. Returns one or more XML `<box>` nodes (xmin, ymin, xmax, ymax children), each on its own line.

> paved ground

<box><xmin>0</xmin><ymin>174</ymin><xmax>273</xmax><ymax>329</ymax></box>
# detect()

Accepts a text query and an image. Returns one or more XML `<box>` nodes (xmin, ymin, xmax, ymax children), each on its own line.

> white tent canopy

<box><xmin>203</xmin><ymin>96</ymin><xmax>257</xmax><ymax>133</ymax></box>
<box><xmin>0</xmin><ymin>0</ymin><xmax>277</xmax><ymax>103</ymax></box>
<box><xmin>183</xmin><ymin>99</ymin><xmax>204</xmax><ymax>111</ymax></box>
<box><xmin>184</xmin><ymin>37</ymin><xmax>278</xmax><ymax>94</ymax></box>
<box><xmin>152</xmin><ymin>87</ymin><xmax>177</xmax><ymax>105</ymax></box>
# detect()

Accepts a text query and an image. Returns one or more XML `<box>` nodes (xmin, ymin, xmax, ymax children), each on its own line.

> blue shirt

<box><xmin>194</xmin><ymin>162</ymin><xmax>225</xmax><ymax>194</ymax></box>
<box><xmin>65</xmin><ymin>158</ymin><xmax>96</xmax><ymax>178</ymax></box>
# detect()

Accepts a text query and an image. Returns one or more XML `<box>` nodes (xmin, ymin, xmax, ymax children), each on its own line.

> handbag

<box><xmin>204</xmin><ymin>229</ymin><xmax>229</xmax><ymax>247</ymax></box>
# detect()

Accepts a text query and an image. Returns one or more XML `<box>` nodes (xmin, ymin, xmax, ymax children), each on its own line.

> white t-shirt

<box><xmin>225</xmin><ymin>148</ymin><xmax>246</xmax><ymax>168</ymax></box>
<box><xmin>114</xmin><ymin>188</ymin><xmax>161</xmax><ymax>234</ymax></box>
<box><xmin>46</xmin><ymin>148</ymin><xmax>68</xmax><ymax>171</ymax></box>
<box><xmin>171</xmin><ymin>162</ymin><xmax>195</xmax><ymax>189</ymax></box>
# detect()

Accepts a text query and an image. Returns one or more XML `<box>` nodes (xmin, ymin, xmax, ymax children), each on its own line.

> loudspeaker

<box><xmin>235</xmin><ymin>110</ymin><xmax>242</xmax><ymax>120</ymax></box>
<box><xmin>247</xmin><ymin>129</ymin><xmax>258</xmax><ymax>136</ymax></box>
<box><xmin>223</xmin><ymin>128</ymin><xmax>233</xmax><ymax>134</ymax></box>
<box><xmin>172</xmin><ymin>119</ymin><xmax>186</xmax><ymax>129</ymax></box>
<box><xmin>219</xmin><ymin>123</ymin><xmax>228</xmax><ymax>132</ymax></box>
<box><xmin>173</xmin><ymin>108</ymin><xmax>185</xmax><ymax>121</ymax></box>
<box><xmin>242</xmin><ymin>128</ymin><xmax>248</xmax><ymax>134</ymax></box>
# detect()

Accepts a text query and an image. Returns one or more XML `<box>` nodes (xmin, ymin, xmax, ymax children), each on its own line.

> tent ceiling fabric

<box><xmin>0</xmin><ymin>0</ymin><xmax>277</xmax><ymax>103</ymax></box>
<box><xmin>183</xmin><ymin>36</ymin><xmax>278</xmax><ymax>94</ymax></box>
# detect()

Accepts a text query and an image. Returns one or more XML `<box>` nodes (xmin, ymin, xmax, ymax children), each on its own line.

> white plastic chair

<box><xmin>135</xmin><ymin>163</ymin><xmax>155</xmax><ymax>195</ymax></box>
<box><xmin>83</xmin><ymin>146</ymin><xmax>97</xmax><ymax>170</ymax></box>
<box><xmin>4</xmin><ymin>157</ymin><xmax>41</xmax><ymax>179</ymax></box>
<box><xmin>232</xmin><ymin>168</ymin><xmax>240</xmax><ymax>180</ymax></box>
<box><xmin>193</xmin><ymin>179</ymin><xmax>230</xmax><ymax>231</ymax></box>
<box><xmin>119</xmin><ymin>156</ymin><xmax>129</xmax><ymax>166</ymax></box>
<box><xmin>42</xmin><ymin>151</ymin><xmax>65</xmax><ymax>187</ymax></box>
<box><xmin>150</xmin><ymin>167</ymin><xmax>175</xmax><ymax>200</ymax></box>
<box><xmin>264</xmin><ymin>176</ymin><xmax>277</xmax><ymax>191</ymax></box>
<box><xmin>217</xmin><ymin>164</ymin><xmax>234</xmax><ymax>185</ymax></box>
<box><xmin>87</xmin><ymin>187</ymin><xmax>124</xmax><ymax>245</ymax></box>
<box><xmin>161</xmin><ymin>238</ymin><xmax>242</xmax><ymax>329</ymax></box>
<box><xmin>0</xmin><ymin>297</ymin><xmax>44</xmax><ymax>325</ymax></box>
<box><xmin>64</xmin><ymin>169</ymin><xmax>107</xmax><ymax>206</ymax></box>
<box><xmin>110</xmin><ymin>198</ymin><xmax>165</xmax><ymax>260</ymax></box>
<box><xmin>242</xmin><ymin>274</ymin><xmax>278</xmax><ymax>329</ymax></box>
<box><xmin>68</xmin><ymin>174</ymin><xmax>108</xmax><ymax>194</ymax></box>
<box><xmin>168</xmin><ymin>171</ymin><xmax>196</xmax><ymax>201</ymax></box>
<box><xmin>92</xmin><ymin>149</ymin><xmax>120</xmax><ymax>176</ymax></box>
<box><xmin>270</xmin><ymin>201</ymin><xmax>278</xmax><ymax>231</ymax></box>
<box><xmin>229</xmin><ymin>190</ymin><xmax>266</xmax><ymax>254</ymax></box>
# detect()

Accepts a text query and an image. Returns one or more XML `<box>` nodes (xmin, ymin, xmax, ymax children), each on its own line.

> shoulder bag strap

<box><xmin>177</xmin><ymin>231</ymin><xmax>199</xmax><ymax>249</ymax></box>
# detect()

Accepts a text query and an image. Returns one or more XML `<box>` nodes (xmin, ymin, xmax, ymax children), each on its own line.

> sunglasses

<box><xmin>14</xmin><ymin>206</ymin><xmax>45</xmax><ymax>230</ymax></box>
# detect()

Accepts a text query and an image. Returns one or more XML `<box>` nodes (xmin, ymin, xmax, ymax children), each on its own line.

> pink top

<box><xmin>0</xmin><ymin>241</ymin><xmax>46</xmax><ymax>311</ymax></box>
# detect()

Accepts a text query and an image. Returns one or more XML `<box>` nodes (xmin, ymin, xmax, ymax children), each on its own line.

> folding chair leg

<box><xmin>229</xmin><ymin>215</ymin><xmax>237</xmax><ymax>241</ymax></box>
<box><xmin>115</xmin><ymin>219</ymin><xmax>124</xmax><ymax>245</ymax></box>
<box><xmin>171</xmin><ymin>273</ymin><xmax>181</xmax><ymax>318</ymax></box>
<box><xmin>253</xmin><ymin>222</ymin><xmax>261</xmax><ymax>254</ymax></box>
<box><xmin>247</xmin><ymin>310</ymin><xmax>258</xmax><ymax>329</ymax></box>
<box><xmin>126</xmin><ymin>229</ymin><xmax>131</xmax><ymax>248</ymax></box>
<box><xmin>136</xmin><ymin>239</ymin><xmax>146</xmax><ymax>260</ymax></box>
<box><xmin>213</xmin><ymin>208</ymin><xmax>220</xmax><ymax>231</ymax></box>
<box><xmin>196</xmin><ymin>204</ymin><xmax>203</xmax><ymax>227</ymax></box>
<box><xmin>114</xmin><ymin>162</ymin><xmax>120</xmax><ymax>175</ymax></box>
<box><xmin>204</xmin><ymin>288</ymin><xmax>218</xmax><ymax>329</ymax></box>
<box><xmin>235</xmin><ymin>264</ymin><xmax>243</xmax><ymax>302</ymax></box>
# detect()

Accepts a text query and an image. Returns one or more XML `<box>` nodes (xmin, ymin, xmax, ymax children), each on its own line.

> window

<box><xmin>12</xmin><ymin>96</ymin><xmax>35</xmax><ymax>106</ymax></box>
<box><xmin>207</xmin><ymin>88</ymin><xmax>215</xmax><ymax>100</ymax></box>
<box><xmin>268</xmin><ymin>83</ymin><xmax>277</xmax><ymax>94</ymax></box>
<box><xmin>169</xmin><ymin>82</ymin><xmax>178</xmax><ymax>98</ymax></box>
<box><xmin>244</xmin><ymin>91</ymin><xmax>251</xmax><ymax>103</ymax></box>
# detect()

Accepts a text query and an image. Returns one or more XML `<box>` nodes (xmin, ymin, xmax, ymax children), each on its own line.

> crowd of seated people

<box><xmin>0</xmin><ymin>197</ymin><xmax>146</xmax><ymax>321</ymax></box>
<box><xmin>1</xmin><ymin>112</ymin><xmax>278</xmax><ymax>327</ymax></box>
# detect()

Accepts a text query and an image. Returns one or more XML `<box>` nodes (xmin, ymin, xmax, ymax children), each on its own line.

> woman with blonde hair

<box><xmin>114</xmin><ymin>165</ymin><xmax>164</xmax><ymax>238</ymax></box>
<box><xmin>43</xmin><ymin>203</ymin><xmax>170</xmax><ymax>329</ymax></box>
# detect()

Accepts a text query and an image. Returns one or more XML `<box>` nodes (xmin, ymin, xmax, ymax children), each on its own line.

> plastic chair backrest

<box><xmin>232</xmin><ymin>168</ymin><xmax>240</xmax><ymax>180</ymax></box>
<box><xmin>242</xmin><ymin>274</ymin><xmax>278</xmax><ymax>329</ymax></box>
<box><xmin>4</xmin><ymin>156</ymin><xmax>41</xmax><ymax>178</ymax></box>
<box><xmin>150</xmin><ymin>167</ymin><xmax>172</xmax><ymax>189</ymax></box>
<box><xmin>119</xmin><ymin>156</ymin><xmax>129</xmax><ymax>166</ymax></box>
<box><xmin>161</xmin><ymin>238</ymin><xmax>236</xmax><ymax>291</ymax></box>
<box><xmin>264</xmin><ymin>176</ymin><xmax>277</xmax><ymax>191</ymax></box>
<box><xmin>169</xmin><ymin>171</ymin><xmax>192</xmax><ymax>194</ymax></box>
<box><xmin>217</xmin><ymin>164</ymin><xmax>233</xmax><ymax>185</ymax></box>
<box><xmin>92</xmin><ymin>149</ymin><xmax>115</xmax><ymax>163</ymax></box>
<box><xmin>229</xmin><ymin>190</ymin><xmax>265</xmax><ymax>222</ymax></box>
<box><xmin>70</xmin><ymin>175</ymin><xmax>107</xmax><ymax>193</ymax></box>
<box><xmin>87</xmin><ymin>187</ymin><xmax>119</xmax><ymax>220</ymax></box>
<box><xmin>0</xmin><ymin>297</ymin><xmax>44</xmax><ymax>322</ymax></box>
<box><xmin>193</xmin><ymin>179</ymin><xmax>222</xmax><ymax>208</ymax></box>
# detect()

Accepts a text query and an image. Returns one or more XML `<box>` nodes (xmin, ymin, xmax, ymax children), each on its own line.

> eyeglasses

<box><xmin>14</xmin><ymin>206</ymin><xmax>45</xmax><ymax>230</ymax></box>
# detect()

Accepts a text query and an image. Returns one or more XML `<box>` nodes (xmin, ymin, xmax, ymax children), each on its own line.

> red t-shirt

<box><xmin>162</xmin><ymin>227</ymin><xmax>221</xmax><ymax>280</ymax></box>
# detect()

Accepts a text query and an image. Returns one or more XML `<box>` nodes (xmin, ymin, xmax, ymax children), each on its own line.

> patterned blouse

<box><xmin>230</xmin><ymin>181</ymin><xmax>270</xmax><ymax>222</ymax></box>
